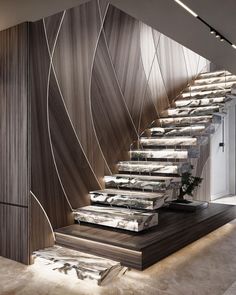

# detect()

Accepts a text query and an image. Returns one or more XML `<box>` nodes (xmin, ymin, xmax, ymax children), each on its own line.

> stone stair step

<box><xmin>185</xmin><ymin>81</ymin><xmax>235</xmax><ymax>92</ymax></box>
<box><xmin>117</xmin><ymin>160</ymin><xmax>191</xmax><ymax>176</ymax></box>
<box><xmin>130</xmin><ymin>148</ymin><xmax>199</xmax><ymax>160</ymax></box>
<box><xmin>160</xmin><ymin>106</ymin><xmax>223</xmax><ymax>117</ymax></box>
<box><xmin>157</xmin><ymin>115</ymin><xmax>214</xmax><ymax>127</ymax></box>
<box><xmin>180</xmin><ymin>88</ymin><xmax>231</xmax><ymax>99</ymax></box>
<box><xmin>33</xmin><ymin>245</ymin><xmax>125</xmax><ymax>285</ymax></box>
<box><xmin>89</xmin><ymin>188</ymin><xmax>172</xmax><ymax>210</ymax></box>
<box><xmin>140</xmin><ymin>136</ymin><xmax>198</xmax><ymax>147</ymax></box>
<box><xmin>194</xmin><ymin>74</ymin><xmax>236</xmax><ymax>85</ymax></box>
<box><xmin>173</xmin><ymin>96</ymin><xmax>231</xmax><ymax>108</ymax></box>
<box><xmin>197</xmin><ymin>70</ymin><xmax>231</xmax><ymax>79</ymax></box>
<box><xmin>74</xmin><ymin>205</ymin><xmax>159</xmax><ymax>232</ymax></box>
<box><xmin>104</xmin><ymin>174</ymin><xmax>178</xmax><ymax>191</ymax></box>
<box><xmin>149</xmin><ymin>125</ymin><xmax>214</xmax><ymax>137</ymax></box>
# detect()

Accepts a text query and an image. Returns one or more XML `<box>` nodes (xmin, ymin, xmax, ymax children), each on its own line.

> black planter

<box><xmin>168</xmin><ymin>199</ymin><xmax>209</xmax><ymax>212</ymax></box>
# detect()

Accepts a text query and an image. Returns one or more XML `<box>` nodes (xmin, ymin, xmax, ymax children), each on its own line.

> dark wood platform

<box><xmin>55</xmin><ymin>203</ymin><xmax>236</xmax><ymax>270</ymax></box>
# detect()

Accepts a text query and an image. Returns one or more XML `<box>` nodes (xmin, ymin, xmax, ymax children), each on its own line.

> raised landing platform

<box><xmin>55</xmin><ymin>203</ymin><xmax>236</xmax><ymax>270</ymax></box>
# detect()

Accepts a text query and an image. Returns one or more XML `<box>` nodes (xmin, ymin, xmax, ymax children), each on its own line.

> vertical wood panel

<box><xmin>51</xmin><ymin>0</ymin><xmax>108</xmax><ymax>179</ymax></box>
<box><xmin>104</xmin><ymin>6</ymin><xmax>157</xmax><ymax>134</ymax></box>
<box><xmin>0</xmin><ymin>204</ymin><xmax>29</xmax><ymax>264</ymax></box>
<box><xmin>91</xmin><ymin>30</ymin><xmax>137</xmax><ymax>170</ymax></box>
<box><xmin>0</xmin><ymin>23</ymin><xmax>29</xmax><ymax>206</ymax></box>
<box><xmin>30</xmin><ymin>20</ymin><xmax>73</xmax><ymax>228</ymax></box>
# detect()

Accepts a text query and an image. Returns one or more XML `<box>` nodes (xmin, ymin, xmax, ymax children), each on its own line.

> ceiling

<box><xmin>0</xmin><ymin>0</ymin><xmax>236</xmax><ymax>74</ymax></box>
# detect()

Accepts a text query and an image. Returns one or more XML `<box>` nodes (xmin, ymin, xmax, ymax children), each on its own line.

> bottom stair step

<box><xmin>74</xmin><ymin>205</ymin><xmax>159</xmax><ymax>232</ymax></box>
<box><xmin>90</xmin><ymin>189</ymin><xmax>172</xmax><ymax>210</ymax></box>
<box><xmin>33</xmin><ymin>245</ymin><xmax>126</xmax><ymax>285</ymax></box>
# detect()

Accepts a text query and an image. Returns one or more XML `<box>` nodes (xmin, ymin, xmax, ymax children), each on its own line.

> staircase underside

<box><xmin>55</xmin><ymin>203</ymin><xmax>236</xmax><ymax>270</ymax></box>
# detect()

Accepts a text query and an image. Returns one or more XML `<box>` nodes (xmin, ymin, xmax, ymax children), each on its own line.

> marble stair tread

<box><xmin>104</xmin><ymin>174</ymin><xmax>181</xmax><ymax>191</ymax></box>
<box><xmin>157</xmin><ymin>115</ymin><xmax>214</xmax><ymax>127</ymax></box>
<box><xmin>173</xmin><ymin>96</ymin><xmax>230</xmax><ymax>108</ymax></box>
<box><xmin>140</xmin><ymin>136</ymin><xmax>198</xmax><ymax>147</ymax></box>
<box><xmin>33</xmin><ymin>245</ymin><xmax>125</xmax><ymax>285</ymax></box>
<box><xmin>194</xmin><ymin>75</ymin><xmax>236</xmax><ymax>85</ymax></box>
<box><xmin>73</xmin><ymin>205</ymin><xmax>159</xmax><ymax>232</ymax></box>
<box><xmin>130</xmin><ymin>149</ymin><xmax>199</xmax><ymax>160</ymax></box>
<box><xmin>185</xmin><ymin>81</ymin><xmax>235</xmax><ymax>92</ymax></box>
<box><xmin>117</xmin><ymin>161</ymin><xmax>191</xmax><ymax>175</ymax></box>
<box><xmin>180</xmin><ymin>88</ymin><xmax>231</xmax><ymax>99</ymax></box>
<box><xmin>197</xmin><ymin>70</ymin><xmax>231</xmax><ymax>79</ymax></box>
<box><xmin>160</xmin><ymin>106</ymin><xmax>223</xmax><ymax>118</ymax></box>
<box><xmin>149</xmin><ymin>125</ymin><xmax>214</xmax><ymax>137</ymax></box>
<box><xmin>89</xmin><ymin>188</ymin><xmax>171</xmax><ymax>210</ymax></box>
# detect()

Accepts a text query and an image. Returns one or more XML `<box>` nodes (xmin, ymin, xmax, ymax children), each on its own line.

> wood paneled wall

<box><xmin>0</xmin><ymin>23</ymin><xmax>30</xmax><ymax>264</ymax></box>
<box><xmin>0</xmin><ymin>0</ymin><xmax>209</xmax><ymax>263</ymax></box>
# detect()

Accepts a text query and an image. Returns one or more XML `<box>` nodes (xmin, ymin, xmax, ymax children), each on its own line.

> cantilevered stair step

<box><xmin>104</xmin><ymin>174</ymin><xmax>181</xmax><ymax>191</ymax></box>
<box><xmin>117</xmin><ymin>161</ymin><xmax>191</xmax><ymax>176</ymax></box>
<box><xmin>89</xmin><ymin>189</ymin><xmax>172</xmax><ymax>210</ymax></box>
<box><xmin>157</xmin><ymin>115</ymin><xmax>214</xmax><ymax>127</ymax></box>
<box><xmin>180</xmin><ymin>88</ymin><xmax>231</xmax><ymax>99</ymax></box>
<box><xmin>130</xmin><ymin>148</ymin><xmax>199</xmax><ymax>160</ymax></box>
<box><xmin>185</xmin><ymin>81</ymin><xmax>235</xmax><ymax>92</ymax></box>
<box><xmin>139</xmin><ymin>136</ymin><xmax>208</xmax><ymax>147</ymax></box>
<box><xmin>194</xmin><ymin>75</ymin><xmax>236</xmax><ymax>85</ymax></box>
<box><xmin>160</xmin><ymin>105</ymin><xmax>223</xmax><ymax>118</ymax></box>
<box><xmin>197</xmin><ymin>70</ymin><xmax>231</xmax><ymax>79</ymax></box>
<box><xmin>74</xmin><ymin>205</ymin><xmax>159</xmax><ymax>232</ymax></box>
<box><xmin>149</xmin><ymin>125</ymin><xmax>214</xmax><ymax>137</ymax></box>
<box><xmin>33</xmin><ymin>246</ymin><xmax>125</xmax><ymax>285</ymax></box>
<box><xmin>173</xmin><ymin>96</ymin><xmax>231</xmax><ymax>108</ymax></box>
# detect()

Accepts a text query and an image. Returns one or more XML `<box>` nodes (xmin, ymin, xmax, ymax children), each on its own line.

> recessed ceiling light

<box><xmin>215</xmin><ymin>34</ymin><xmax>220</xmax><ymax>38</ymax></box>
<box><xmin>174</xmin><ymin>0</ymin><xmax>198</xmax><ymax>17</ymax></box>
<box><xmin>210</xmin><ymin>29</ymin><xmax>215</xmax><ymax>34</ymax></box>
<box><xmin>232</xmin><ymin>44</ymin><xmax>236</xmax><ymax>49</ymax></box>
<box><xmin>220</xmin><ymin>37</ymin><xmax>224</xmax><ymax>42</ymax></box>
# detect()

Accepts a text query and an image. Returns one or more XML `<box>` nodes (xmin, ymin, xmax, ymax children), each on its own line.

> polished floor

<box><xmin>1</xmin><ymin>218</ymin><xmax>236</xmax><ymax>295</ymax></box>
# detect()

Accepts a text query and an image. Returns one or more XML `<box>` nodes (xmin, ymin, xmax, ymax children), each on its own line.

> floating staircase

<box><xmin>72</xmin><ymin>70</ymin><xmax>236</xmax><ymax>233</ymax></box>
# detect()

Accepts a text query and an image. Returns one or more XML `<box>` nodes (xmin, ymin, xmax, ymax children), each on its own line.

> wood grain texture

<box><xmin>104</xmin><ymin>6</ymin><xmax>157</xmax><ymax>134</ymax></box>
<box><xmin>30</xmin><ymin>195</ymin><xmax>55</xmax><ymax>253</ymax></box>
<box><xmin>30</xmin><ymin>19</ymin><xmax>73</xmax><ymax>228</ymax></box>
<box><xmin>55</xmin><ymin>203</ymin><xmax>236</xmax><ymax>270</ymax></box>
<box><xmin>51</xmin><ymin>0</ymin><xmax>109</xmax><ymax>179</ymax></box>
<box><xmin>48</xmin><ymin>71</ymin><xmax>101</xmax><ymax>208</ymax></box>
<box><xmin>91</xmin><ymin>30</ymin><xmax>137</xmax><ymax>170</ymax></box>
<box><xmin>0</xmin><ymin>23</ymin><xmax>29</xmax><ymax>206</ymax></box>
<box><xmin>0</xmin><ymin>203</ymin><xmax>29</xmax><ymax>264</ymax></box>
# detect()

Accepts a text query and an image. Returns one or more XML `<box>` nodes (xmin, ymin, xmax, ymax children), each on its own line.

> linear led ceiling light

<box><xmin>174</xmin><ymin>0</ymin><xmax>198</xmax><ymax>17</ymax></box>
<box><xmin>174</xmin><ymin>0</ymin><xmax>236</xmax><ymax>50</ymax></box>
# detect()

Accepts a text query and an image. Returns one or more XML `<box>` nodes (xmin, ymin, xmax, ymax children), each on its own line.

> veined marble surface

<box><xmin>140</xmin><ymin>136</ymin><xmax>208</xmax><ymax>146</ymax></box>
<box><xmin>90</xmin><ymin>188</ymin><xmax>172</xmax><ymax>210</ymax></box>
<box><xmin>104</xmin><ymin>174</ymin><xmax>171</xmax><ymax>191</ymax></box>
<box><xmin>157</xmin><ymin>115</ymin><xmax>213</xmax><ymax>127</ymax></box>
<box><xmin>161</xmin><ymin>106</ymin><xmax>221</xmax><ymax>117</ymax></box>
<box><xmin>198</xmin><ymin>70</ymin><xmax>231</xmax><ymax>79</ymax></box>
<box><xmin>194</xmin><ymin>74</ymin><xmax>236</xmax><ymax>85</ymax></box>
<box><xmin>187</xmin><ymin>80</ymin><xmax>235</xmax><ymax>92</ymax></box>
<box><xmin>130</xmin><ymin>149</ymin><xmax>188</xmax><ymax>160</ymax></box>
<box><xmin>117</xmin><ymin>161</ymin><xmax>191</xmax><ymax>175</ymax></box>
<box><xmin>174</xmin><ymin>96</ymin><xmax>230</xmax><ymax>108</ymax></box>
<box><xmin>74</xmin><ymin>205</ymin><xmax>159</xmax><ymax>232</ymax></box>
<box><xmin>181</xmin><ymin>88</ymin><xmax>231</xmax><ymax>99</ymax></box>
<box><xmin>149</xmin><ymin>125</ymin><xmax>207</xmax><ymax>137</ymax></box>
<box><xmin>33</xmin><ymin>246</ymin><xmax>125</xmax><ymax>286</ymax></box>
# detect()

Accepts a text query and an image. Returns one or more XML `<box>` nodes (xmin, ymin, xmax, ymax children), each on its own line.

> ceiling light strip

<box><xmin>174</xmin><ymin>0</ymin><xmax>198</xmax><ymax>17</ymax></box>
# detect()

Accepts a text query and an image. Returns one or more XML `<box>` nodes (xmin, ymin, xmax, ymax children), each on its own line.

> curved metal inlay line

<box><xmin>152</xmin><ymin>32</ymin><xmax>170</xmax><ymax>107</ymax></box>
<box><xmin>43</xmin><ymin>12</ymin><xmax>73</xmax><ymax>212</ymax></box>
<box><xmin>30</xmin><ymin>190</ymin><xmax>56</xmax><ymax>241</ymax></box>
<box><xmin>99</xmin><ymin>2</ymin><xmax>139</xmax><ymax>140</ymax></box>
<box><xmin>88</xmin><ymin>0</ymin><xmax>112</xmax><ymax>176</ymax></box>
<box><xmin>44</xmin><ymin>11</ymin><xmax>103</xmax><ymax>191</ymax></box>
<box><xmin>138</xmin><ymin>22</ymin><xmax>161</xmax><ymax>134</ymax></box>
